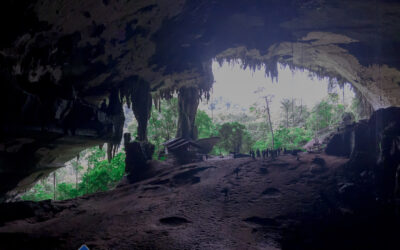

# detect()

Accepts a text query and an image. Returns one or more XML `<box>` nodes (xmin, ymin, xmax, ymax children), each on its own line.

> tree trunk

<box><xmin>265</xmin><ymin>97</ymin><xmax>274</xmax><ymax>149</ymax></box>
<box><xmin>300</xmin><ymin>99</ymin><xmax>303</xmax><ymax>123</ymax></box>
<box><xmin>53</xmin><ymin>172</ymin><xmax>56</xmax><ymax>200</ymax></box>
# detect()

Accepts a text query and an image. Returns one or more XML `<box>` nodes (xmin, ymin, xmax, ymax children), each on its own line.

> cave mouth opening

<box><xmin>19</xmin><ymin>58</ymin><xmax>361</xmax><ymax>202</ymax></box>
<box><xmin>197</xmin><ymin>58</ymin><xmax>358</xmax><ymax>155</ymax></box>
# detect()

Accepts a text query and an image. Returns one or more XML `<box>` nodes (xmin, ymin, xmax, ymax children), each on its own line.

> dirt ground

<box><xmin>0</xmin><ymin>152</ymin><xmax>395</xmax><ymax>250</ymax></box>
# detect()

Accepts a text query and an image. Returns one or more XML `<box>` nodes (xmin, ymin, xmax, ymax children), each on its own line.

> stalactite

<box><xmin>131</xmin><ymin>79</ymin><xmax>152</xmax><ymax>141</ymax></box>
<box><xmin>153</xmin><ymin>94</ymin><xmax>158</xmax><ymax>111</ymax></box>
<box><xmin>105</xmin><ymin>88</ymin><xmax>125</xmax><ymax>161</ymax></box>
<box><xmin>176</xmin><ymin>86</ymin><xmax>200</xmax><ymax>140</ymax></box>
<box><xmin>152</xmin><ymin>93</ymin><xmax>162</xmax><ymax>113</ymax></box>
<box><xmin>199</xmin><ymin>88</ymin><xmax>211</xmax><ymax>102</ymax></box>
<box><xmin>107</xmin><ymin>142</ymin><xmax>113</xmax><ymax>162</ymax></box>
<box><xmin>126</xmin><ymin>92</ymin><xmax>132</xmax><ymax>109</ymax></box>
<box><xmin>217</xmin><ymin>56</ymin><xmax>280</xmax><ymax>83</ymax></box>
<box><xmin>105</xmin><ymin>142</ymin><xmax>119</xmax><ymax>162</ymax></box>
<box><xmin>158</xmin><ymin>88</ymin><xmax>174</xmax><ymax>100</ymax></box>
<box><xmin>113</xmin><ymin>143</ymin><xmax>119</xmax><ymax>158</ymax></box>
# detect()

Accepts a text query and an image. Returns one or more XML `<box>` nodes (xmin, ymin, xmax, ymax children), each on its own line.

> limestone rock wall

<box><xmin>325</xmin><ymin>107</ymin><xmax>400</xmax><ymax>202</ymax></box>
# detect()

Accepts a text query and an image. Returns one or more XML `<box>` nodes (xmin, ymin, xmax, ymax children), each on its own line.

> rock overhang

<box><xmin>2</xmin><ymin>0</ymin><xmax>400</xmax><ymax>104</ymax></box>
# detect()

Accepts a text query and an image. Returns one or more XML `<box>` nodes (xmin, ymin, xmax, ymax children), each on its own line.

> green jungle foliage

<box><xmin>306</xmin><ymin>93</ymin><xmax>347</xmax><ymax>135</ymax></box>
<box><xmin>195</xmin><ymin>110</ymin><xmax>218</xmax><ymax>139</ymax></box>
<box><xmin>273</xmin><ymin>127</ymin><xmax>312</xmax><ymax>150</ymax></box>
<box><xmin>216</xmin><ymin>122</ymin><xmax>253</xmax><ymax>154</ymax></box>
<box><xmin>21</xmin><ymin>149</ymin><xmax>125</xmax><ymax>201</ymax></box>
<box><xmin>20</xmin><ymin>183</ymin><xmax>53</xmax><ymax>201</ymax></box>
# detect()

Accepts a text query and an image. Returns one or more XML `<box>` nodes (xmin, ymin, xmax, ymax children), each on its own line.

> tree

<box><xmin>273</xmin><ymin>127</ymin><xmax>312</xmax><ymax>150</ymax></box>
<box><xmin>56</xmin><ymin>183</ymin><xmax>80</xmax><ymax>200</ymax></box>
<box><xmin>217</xmin><ymin>122</ymin><xmax>252</xmax><ymax>153</ymax></box>
<box><xmin>253</xmin><ymin>87</ymin><xmax>275</xmax><ymax>149</ymax></box>
<box><xmin>147</xmin><ymin>98</ymin><xmax>179</xmax><ymax>157</ymax></box>
<box><xmin>21</xmin><ymin>182</ymin><xmax>53</xmax><ymax>201</ymax></box>
<box><xmin>280</xmin><ymin>98</ymin><xmax>309</xmax><ymax>128</ymax></box>
<box><xmin>87</xmin><ymin>147</ymin><xmax>106</xmax><ymax>168</ymax></box>
<box><xmin>294</xmin><ymin>99</ymin><xmax>309</xmax><ymax>127</ymax></box>
<box><xmin>305</xmin><ymin>92</ymin><xmax>357</xmax><ymax>136</ymax></box>
<box><xmin>264</xmin><ymin>95</ymin><xmax>275</xmax><ymax>149</ymax></box>
<box><xmin>195</xmin><ymin>110</ymin><xmax>217</xmax><ymax>138</ymax></box>
<box><xmin>79</xmin><ymin>151</ymin><xmax>126</xmax><ymax>194</ymax></box>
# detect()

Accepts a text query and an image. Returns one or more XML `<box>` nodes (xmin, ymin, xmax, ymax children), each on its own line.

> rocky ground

<box><xmin>0</xmin><ymin>153</ymin><xmax>398</xmax><ymax>250</ymax></box>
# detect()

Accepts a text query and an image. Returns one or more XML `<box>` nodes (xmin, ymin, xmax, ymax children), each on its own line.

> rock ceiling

<box><xmin>2</xmin><ymin>0</ymin><xmax>400</xmax><ymax>106</ymax></box>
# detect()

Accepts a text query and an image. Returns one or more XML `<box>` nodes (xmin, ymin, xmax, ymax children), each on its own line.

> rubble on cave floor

<box><xmin>0</xmin><ymin>153</ymin><xmax>398</xmax><ymax>250</ymax></box>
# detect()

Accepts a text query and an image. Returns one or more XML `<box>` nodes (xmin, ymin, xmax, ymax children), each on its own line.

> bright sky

<box><xmin>199</xmin><ymin>60</ymin><xmax>354</xmax><ymax>117</ymax></box>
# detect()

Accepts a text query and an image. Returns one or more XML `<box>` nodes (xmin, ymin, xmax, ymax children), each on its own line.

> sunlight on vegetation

<box><xmin>21</xmin><ymin>148</ymin><xmax>125</xmax><ymax>201</ymax></box>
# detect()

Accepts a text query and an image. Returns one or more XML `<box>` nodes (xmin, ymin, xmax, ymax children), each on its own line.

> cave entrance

<box><xmin>20</xmin><ymin>59</ymin><xmax>361</xmax><ymax>202</ymax></box>
<box><xmin>197</xmin><ymin>59</ymin><xmax>357</xmax><ymax>155</ymax></box>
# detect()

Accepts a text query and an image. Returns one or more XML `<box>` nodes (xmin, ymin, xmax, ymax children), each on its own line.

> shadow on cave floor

<box><xmin>0</xmin><ymin>153</ymin><xmax>399</xmax><ymax>250</ymax></box>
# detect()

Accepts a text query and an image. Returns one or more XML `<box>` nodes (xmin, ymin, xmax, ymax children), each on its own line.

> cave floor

<box><xmin>0</xmin><ymin>153</ymin><xmax>394</xmax><ymax>250</ymax></box>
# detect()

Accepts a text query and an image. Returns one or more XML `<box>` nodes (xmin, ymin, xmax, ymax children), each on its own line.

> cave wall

<box><xmin>1</xmin><ymin>0</ymin><xmax>400</xmax><ymax>199</ymax></box>
<box><xmin>325</xmin><ymin>107</ymin><xmax>400</xmax><ymax>204</ymax></box>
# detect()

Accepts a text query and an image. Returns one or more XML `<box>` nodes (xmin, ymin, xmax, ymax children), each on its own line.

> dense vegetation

<box><xmin>21</xmin><ymin>148</ymin><xmax>125</xmax><ymax>201</ymax></box>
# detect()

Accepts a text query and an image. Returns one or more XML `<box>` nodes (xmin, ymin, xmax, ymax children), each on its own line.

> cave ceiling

<box><xmin>1</xmin><ymin>0</ymin><xmax>400</xmax><ymax>199</ymax></box>
<box><xmin>1</xmin><ymin>0</ymin><xmax>400</xmax><ymax>106</ymax></box>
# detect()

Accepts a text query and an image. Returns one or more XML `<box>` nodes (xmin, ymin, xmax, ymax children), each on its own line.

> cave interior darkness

<box><xmin>0</xmin><ymin>0</ymin><xmax>400</xmax><ymax>249</ymax></box>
